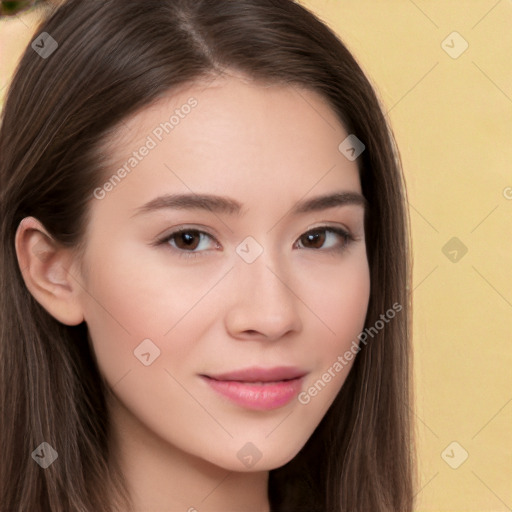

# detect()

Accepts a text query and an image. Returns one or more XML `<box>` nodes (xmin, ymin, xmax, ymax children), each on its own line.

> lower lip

<box><xmin>202</xmin><ymin>376</ymin><xmax>304</xmax><ymax>411</ymax></box>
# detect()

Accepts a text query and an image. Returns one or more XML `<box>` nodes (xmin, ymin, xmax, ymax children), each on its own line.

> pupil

<box><xmin>305</xmin><ymin>231</ymin><xmax>324</xmax><ymax>248</ymax></box>
<box><xmin>182</xmin><ymin>233</ymin><xmax>196</xmax><ymax>245</ymax></box>
<box><xmin>175</xmin><ymin>231</ymin><xmax>200</xmax><ymax>250</ymax></box>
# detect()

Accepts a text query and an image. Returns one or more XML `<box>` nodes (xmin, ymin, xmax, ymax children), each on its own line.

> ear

<box><xmin>15</xmin><ymin>216</ymin><xmax>85</xmax><ymax>326</ymax></box>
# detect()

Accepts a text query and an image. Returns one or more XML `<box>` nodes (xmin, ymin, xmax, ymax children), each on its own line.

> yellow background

<box><xmin>1</xmin><ymin>2</ymin><xmax>511</xmax><ymax>510</ymax></box>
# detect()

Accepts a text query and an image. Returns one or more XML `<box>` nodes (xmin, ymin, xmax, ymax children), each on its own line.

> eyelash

<box><xmin>155</xmin><ymin>226</ymin><xmax>355</xmax><ymax>260</ymax></box>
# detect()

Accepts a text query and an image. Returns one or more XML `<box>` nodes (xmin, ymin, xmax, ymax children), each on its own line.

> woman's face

<box><xmin>76</xmin><ymin>73</ymin><xmax>370</xmax><ymax>471</ymax></box>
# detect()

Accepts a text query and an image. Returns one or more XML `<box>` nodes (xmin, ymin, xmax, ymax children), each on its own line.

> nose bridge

<box><xmin>225</xmin><ymin>240</ymin><xmax>302</xmax><ymax>339</ymax></box>
<box><xmin>239</xmin><ymin>245</ymin><xmax>293</xmax><ymax>306</ymax></box>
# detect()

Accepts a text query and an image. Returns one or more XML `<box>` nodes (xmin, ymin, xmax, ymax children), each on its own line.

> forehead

<box><xmin>102</xmin><ymin>72</ymin><xmax>347</xmax><ymax>159</ymax></box>
<box><xmin>95</xmin><ymin>73</ymin><xmax>362</xmax><ymax>210</ymax></box>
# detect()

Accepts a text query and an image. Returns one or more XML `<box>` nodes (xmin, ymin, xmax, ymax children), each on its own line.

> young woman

<box><xmin>0</xmin><ymin>0</ymin><xmax>415</xmax><ymax>510</ymax></box>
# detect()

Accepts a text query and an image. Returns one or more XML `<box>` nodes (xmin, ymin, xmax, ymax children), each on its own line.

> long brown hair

<box><xmin>0</xmin><ymin>0</ymin><xmax>415</xmax><ymax>510</ymax></box>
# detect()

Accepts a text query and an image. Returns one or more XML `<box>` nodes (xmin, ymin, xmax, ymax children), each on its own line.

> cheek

<box><xmin>78</xmin><ymin>240</ymin><xmax>226</xmax><ymax>385</ymax></box>
<box><xmin>299</xmin><ymin>251</ymin><xmax>370</xmax><ymax>346</ymax></box>
<box><xmin>295</xmin><ymin>251</ymin><xmax>370</xmax><ymax>399</ymax></box>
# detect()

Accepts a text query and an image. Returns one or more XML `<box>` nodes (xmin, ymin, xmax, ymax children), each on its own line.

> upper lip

<box><xmin>203</xmin><ymin>366</ymin><xmax>307</xmax><ymax>382</ymax></box>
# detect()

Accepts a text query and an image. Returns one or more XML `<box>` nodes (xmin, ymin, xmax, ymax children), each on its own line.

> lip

<box><xmin>201</xmin><ymin>366</ymin><xmax>307</xmax><ymax>411</ymax></box>
<box><xmin>207</xmin><ymin>366</ymin><xmax>306</xmax><ymax>383</ymax></box>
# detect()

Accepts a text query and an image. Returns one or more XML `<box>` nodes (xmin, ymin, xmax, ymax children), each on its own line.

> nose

<box><xmin>223</xmin><ymin>250</ymin><xmax>303</xmax><ymax>341</ymax></box>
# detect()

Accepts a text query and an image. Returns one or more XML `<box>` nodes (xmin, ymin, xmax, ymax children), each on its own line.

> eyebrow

<box><xmin>132</xmin><ymin>191</ymin><xmax>367</xmax><ymax>217</ymax></box>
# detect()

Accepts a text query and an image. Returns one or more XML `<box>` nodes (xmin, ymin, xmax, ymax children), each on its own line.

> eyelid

<box><xmin>153</xmin><ymin>223</ymin><xmax>358</xmax><ymax>262</ymax></box>
<box><xmin>153</xmin><ymin>228</ymin><xmax>220</xmax><ymax>261</ymax></box>
<box><xmin>151</xmin><ymin>224</ymin><xmax>221</xmax><ymax>246</ymax></box>
<box><xmin>295</xmin><ymin>225</ymin><xmax>354</xmax><ymax>249</ymax></box>
<box><xmin>153</xmin><ymin>223</ymin><xmax>354</xmax><ymax>244</ymax></box>
<box><xmin>302</xmin><ymin>221</ymin><xmax>352</xmax><ymax>235</ymax></box>
<box><xmin>299</xmin><ymin>221</ymin><xmax>358</xmax><ymax>241</ymax></box>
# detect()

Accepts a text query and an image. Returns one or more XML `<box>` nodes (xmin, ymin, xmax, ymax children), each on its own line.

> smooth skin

<box><xmin>16</xmin><ymin>71</ymin><xmax>370</xmax><ymax>512</ymax></box>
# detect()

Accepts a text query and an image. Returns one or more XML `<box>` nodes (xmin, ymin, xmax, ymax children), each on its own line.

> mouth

<box><xmin>200</xmin><ymin>366</ymin><xmax>307</xmax><ymax>411</ymax></box>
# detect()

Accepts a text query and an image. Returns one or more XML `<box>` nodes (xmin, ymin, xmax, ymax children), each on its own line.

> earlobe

<box><xmin>14</xmin><ymin>216</ymin><xmax>85</xmax><ymax>326</ymax></box>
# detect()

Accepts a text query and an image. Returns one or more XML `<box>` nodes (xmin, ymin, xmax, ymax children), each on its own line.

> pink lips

<box><xmin>201</xmin><ymin>366</ymin><xmax>306</xmax><ymax>411</ymax></box>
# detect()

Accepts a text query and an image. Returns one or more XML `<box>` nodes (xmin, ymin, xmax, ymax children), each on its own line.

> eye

<box><xmin>295</xmin><ymin>226</ymin><xmax>354</xmax><ymax>252</ymax></box>
<box><xmin>155</xmin><ymin>225</ymin><xmax>355</xmax><ymax>260</ymax></box>
<box><xmin>157</xmin><ymin>228</ymin><xmax>219</xmax><ymax>259</ymax></box>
